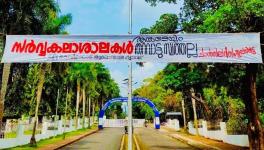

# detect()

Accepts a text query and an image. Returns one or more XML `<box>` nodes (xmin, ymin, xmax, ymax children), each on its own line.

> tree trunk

<box><xmin>0</xmin><ymin>63</ymin><xmax>11</xmax><ymax>131</ymax></box>
<box><xmin>181</xmin><ymin>99</ymin><xmax>187</xmax><ymax>129</ymax></box>
<box><xmin>30</xmin><ymin>63</ymin><xmax>46</xmax><ymax>146</ymax></box>
<box><xmin>243</xmin><ymin>64</ymin><xmax>264</xmax><ymax>150</ymax></box>
<box><xmin>75</xmin><ymin>80</ymin><xmax>80</xmax><ymax>129</ymax></box>
<box><xmin>95</xmin><ymin>98</ymin><xmax>99</xmax><ymax>113</ymax></box>
<box><xmin>88</xmin><ymin>96</ymin><xmax>91</xmax><ymax>128</ymax></box>
<box><xmin>191</xmin><ymin>90</ymin><xmax>199</xmax><ymax>136</ymax></box>
<box><xmin>63</xmin><ymin>87</ymin><xmax>68</xmax><ymax>138</ymax></box>
<box><xmin>92</xmin><ymin>103</ymin><xmax>95</xmax><ymax>124</ymax></box>
<box><xmin>55</xmin><ymin>89</ymin><xmax>60</xmax><ymax>127</ymax></box>
<box><xmin>101</xmin><ymin>96</ymin><xmax>104</xmax><ymax>109</ymax></box>
<box><xmin>82</xmin><ymin>88</ymin><xmax>86</xmax><ymax>128</ymax></box>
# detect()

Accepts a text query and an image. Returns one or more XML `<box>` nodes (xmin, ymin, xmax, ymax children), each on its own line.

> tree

<box><xmin>145</xmin><ymin>0</ymin><xmax>177</xmax><ymax>6</ymax></box>
<box><xmin>67</xmin><ymin>63</ymin><xmax>120</xmax><ymax>129</ymax></box>
<box><xmin>0</xmin><ymin>0</ymin><xmax>47</xmax><ymax>131</ymax></box>
<box><xmin>137</xmin><ymin>13</ymin><xmax>180</xmax><ymax>119</ymax></box>
<box><xmin>133</xmin><ymin>71</ymin><xmax>167</xmax><ymax>119</ymax></box>
<box><xmin>145</xmin><ymin>0</ymin><xmax>264</xmax><ymax>149</ymax></box>
<box><xmin>68</xmin><ymin>63</ymin><xmax>82</xmax><ymax>129</ymax></box>
<box><xmin>226</xmin><ymin>98</ymin><xmax>247</xmax><ymax>134</ymax></box>
<box><xmin>29</xmin><ymin>63</ymin><xmax>46</xmax><ymax>146</ymax></box>
<box><xmin>28</xmin><ymin>1</ymin><xmax>72</xmax><ymax>146</ymax></box>
<box><xmin>163</xmin><ymin>90</ymin><xmax>181</xmax><ymax>112</ymax></box>
<box><xmin>0</xmin><ymin>0</ymin><xmax>72</xmax><ymax>122</ymax></box>
<box><xmin>195</xmin><ymin>1</ymin><xmax>264</xmax><ymax>148</ymax></box>
<box><xmin>95</xmin><ymin>63</ymin><xmax>112</xmax><ymax>108</ymax></box>
<box><xmin>78</xmin><ymin>63</ymin><xmax>97</xmax><ymax>128</ymax></box>
<box><xmin>202</xmin><ymin>87</ymin><xmax>227</xmax><ymax>122</ymax></box>
<box><xmin>140</xmin><ymin>14</ymin><xmax>178</xmax><ymax>34</ymax></box>
<box><xmin>23</xmin><ymin>64</ymin><xmax>40</xmax><ymax>116</ymax></box>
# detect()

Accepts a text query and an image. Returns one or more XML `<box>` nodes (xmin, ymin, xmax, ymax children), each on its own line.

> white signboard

<box><xmin>1</xmin><ymin>33</ymin><xmax>262</xmax><ymax>63</ymax></box>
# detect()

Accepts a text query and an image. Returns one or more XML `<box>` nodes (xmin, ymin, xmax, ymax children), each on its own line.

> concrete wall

<box><xmin>0</xmin><ymin>117</ymin><xmax>93</xmax><ymax>149</ymax></box>
<box><xmin>166</xmin><ymin>119</ymin><xmax>180</xmax><ymax>131</ymax></box>
<box><xmin>223</xmin><ymin>135</ymin><xmax>249</xmax><ymax>147</ymax></box>
<box><xmin>188</xmin><ymin>121</ymin><xmax>249</xmax><ymax>147</ymax></box>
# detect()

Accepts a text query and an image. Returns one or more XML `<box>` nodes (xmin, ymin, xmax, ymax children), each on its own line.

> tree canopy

<box><xmin>140</xmin><ymin>0</ymin><xmax>264</xmax><ymax>149</ymax></box>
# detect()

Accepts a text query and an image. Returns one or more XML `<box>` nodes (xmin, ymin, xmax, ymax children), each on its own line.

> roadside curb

<box><xmin>38</xmin><ymin>129</ymin><xmax>98</xmax><ymax>150</ymax></box>
<box><xmin>54</xmin><ymin>129</ymin><xmax>98</xmax><ymax>150</ymax></box>
<box><xmin>157</xmin><ymin>127</ymin><xmax>222</xmax><ymax>150</ymax></box>
<box><xmin>168</xmin><ymin>133</ymin><xmax>221</xmax><ymax>150</ymax></box>
<box><xmin>133</xmin><ymin>134</ymin><xmax>140</xmax><ymax>150</ymax></box>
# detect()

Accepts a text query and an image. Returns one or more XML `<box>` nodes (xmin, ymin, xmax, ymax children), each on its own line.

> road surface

<box><xmin>60</xmin><ymin>128</ymin><xmax>124</xmax><ymax>150</ymax></box>
<box><xmin>135</xmin><ymin>127</ymin><xmax>198</xmax><ymax>150</ymax></box>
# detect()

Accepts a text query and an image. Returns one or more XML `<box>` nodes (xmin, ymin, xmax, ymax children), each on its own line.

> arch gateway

<box><xmin>98</xmin><ymin>97</ymin><xmax>160</xmax><ymax>129</ymax></box>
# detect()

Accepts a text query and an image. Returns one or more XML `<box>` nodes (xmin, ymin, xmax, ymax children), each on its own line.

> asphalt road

<box><xmin>60</xmin><ymin>128</ymin><xmax>124</xmax><ymax>150</ymax></box>
<box><xmin>135</xmin><ymin>127</ymin><xmax>198</xmax><ymax>150</ymax></box>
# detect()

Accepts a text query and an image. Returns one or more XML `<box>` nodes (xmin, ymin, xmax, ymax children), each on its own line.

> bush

<box><xmin>226</xmin><ymin>98</ymin><xmax>247</xmax><ymax>134</ymax></box>
<box><xmin>227</xmin><ymin>117</ymin><xmax>247</xmax><ymax>134</ymax></box>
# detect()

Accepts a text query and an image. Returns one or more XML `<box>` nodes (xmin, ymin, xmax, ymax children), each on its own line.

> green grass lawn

<box><xmin>5</xmin><ymin>125</ymin><xmax>96</xmax><ymax>150</ymax></box>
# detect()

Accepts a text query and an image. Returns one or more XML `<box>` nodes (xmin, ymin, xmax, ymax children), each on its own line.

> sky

<box><xmin>59</xmin><ymin>0</ymin><xmax>182</xmax><ymax>96</ymax></box>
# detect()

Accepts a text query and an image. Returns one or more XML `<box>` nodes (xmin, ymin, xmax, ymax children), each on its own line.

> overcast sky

<box><xmin>59</xmin><ymin>0</ymin><xmax>182</xmax><ymax>96</ymax></box>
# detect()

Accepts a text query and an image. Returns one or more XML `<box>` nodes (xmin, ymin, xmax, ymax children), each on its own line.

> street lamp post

<box><xmin>128</xmin><ymin>0</ymin><xmax>133</xmax><ymax>149</ymax></box>
<box><xmin>127</xmin><ymin>63</ymin><xmax>133</xmax><ymax>150</ymax></box>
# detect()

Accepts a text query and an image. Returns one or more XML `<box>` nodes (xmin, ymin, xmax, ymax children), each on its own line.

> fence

<box><xmin>165</xmin><ymin>119</ymin><xmax>249</xmax><ymax>147</ymax></box>
<box><xmin>0</xmin><ymin>117</ymin><xmax>95</xmax><ymax>149</ymax></box>
<box><xmin>103</xmin><ymin>119</ymin><xmax>145</xmax><ymax>127</ymax></box>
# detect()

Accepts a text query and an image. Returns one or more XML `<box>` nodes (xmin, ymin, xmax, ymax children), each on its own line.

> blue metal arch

<box><xmin>98</xmin><ymin>97</ymin><xmax>160</xmax><ymax>129</ymax></box>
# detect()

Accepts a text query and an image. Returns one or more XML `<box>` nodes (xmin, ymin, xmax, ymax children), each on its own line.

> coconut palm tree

<box><xmin>95</xmin><ymin>64</ymin><xmax>112</xmax><ymax>108</ymax></box>
<box><xmin>0</xmin><ymin>0</ymin><xmax>47</xmax><ymax>132</ymax></box>
<box><xmin>69</xmin><ymin>63</ymin><xmax>97</xmax><ymax>128</ymax></box>
<box><xmin>0</xmin><ymin>63</ymin><xmax>11</xmax><ymax>131</ymax></box>
<box><xmin>29</xmin><ymin>63</ymin><xmax>47</xmax><ymax>145</ymax></box>
<box><xmin>28</xmin><ymin>1</ymin><xmax>71</xmax><ymax>146</ymax></box>
<box><xmin>68</xmin><ymin>64</ymin><xmax>82</xmax><ymax>129</ymax></box>
<box><xmin>83</xmin><ymin>64</ymin><xmax>97</xmax><ymax>128</ymax></box>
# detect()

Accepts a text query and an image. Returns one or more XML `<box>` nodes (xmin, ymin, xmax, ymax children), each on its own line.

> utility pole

<box><xmin>127</xmin><ymin>0</ymin><xmax>133</xmax><ymax>149</ymax></box>
<box><xmin>128</xmin><ymin>63</ymin><xmax>133</xmax><ymax>150</ymax></box>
